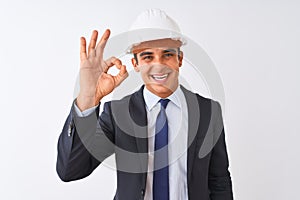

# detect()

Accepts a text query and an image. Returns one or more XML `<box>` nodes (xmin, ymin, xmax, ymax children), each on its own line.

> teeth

<box><xmin>152</xmin><ymin>74</ymin><xmax>168</xmax><ymax>80</ymax></box>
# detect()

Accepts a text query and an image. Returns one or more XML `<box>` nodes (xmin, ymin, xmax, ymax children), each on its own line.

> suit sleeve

<box><xmin>56</xmin><ymin>101</ymin><xmax>115</xmax><ymax>182</ymax></box>
<box><xmin>208</xmin><ymin>101</ymin><xmax>234</xmax><ymax>199</ymax></box>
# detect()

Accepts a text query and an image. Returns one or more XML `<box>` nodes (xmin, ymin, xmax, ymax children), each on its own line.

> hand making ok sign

<box><xmin>76</xmin><ymin>29</ymin><xmax>128</xmax><ymax>111</ymax></box>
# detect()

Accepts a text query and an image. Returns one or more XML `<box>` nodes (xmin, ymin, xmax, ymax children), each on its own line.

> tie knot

<box><xmin>159</xmin><ymin>99</ymin><xmax>170</xmax><ymax>109</ymax></box>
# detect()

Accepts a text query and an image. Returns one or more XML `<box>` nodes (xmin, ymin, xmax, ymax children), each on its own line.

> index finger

<box><xmin>103</xmin><ymin>56</ymin><xmax>122</xmax><ymax>73</ymax></box>
<box><xmin>96</xmin><ymin>29</ymin><xmax>111</xmax><ymax>59</ymax></box>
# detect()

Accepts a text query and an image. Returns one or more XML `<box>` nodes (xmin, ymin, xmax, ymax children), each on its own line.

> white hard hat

<box><xmin>125</xmin><ymin>8</ymin><xmax>187</xmax><ymax>53</ymax></box>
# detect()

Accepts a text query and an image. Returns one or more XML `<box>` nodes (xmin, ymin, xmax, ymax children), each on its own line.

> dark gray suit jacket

<box><xmin>56</xmin><ymin>85</ymin><xmax>233</xmax><ymax>200</ymax></box>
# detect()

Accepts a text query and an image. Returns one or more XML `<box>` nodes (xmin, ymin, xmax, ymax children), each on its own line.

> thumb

<box><xmin>114</xmin><ymin>65</ymin><xmax>128</xmax><ymax>87</ymax></box>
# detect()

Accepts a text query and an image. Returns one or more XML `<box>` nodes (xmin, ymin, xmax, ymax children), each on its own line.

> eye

<box><xmin>142</xmin><ymin>56</ymin><xmax>153</xmax><ymax>61</ymax></box>
<box><xmin>164</xmin><ymin>53</ymin><xmax>175</xmax><ymax>58</ymax></box>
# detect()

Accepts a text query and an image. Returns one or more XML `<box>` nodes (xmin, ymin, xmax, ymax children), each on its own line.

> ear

<box><xmin>178</xmin><ymin>51</ymin><xmax>183</xmax><ymax>67</ymax></box>
<box><xmin>131</xmin><ymin>57</ymin><xmax>140</xmax><ymax>72</ymax></box>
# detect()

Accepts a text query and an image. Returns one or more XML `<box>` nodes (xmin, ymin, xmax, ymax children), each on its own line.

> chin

<box><xmin>146</xmin><ymin>84</ymin><xmax>174</xmax><ymax>98</ymax></box>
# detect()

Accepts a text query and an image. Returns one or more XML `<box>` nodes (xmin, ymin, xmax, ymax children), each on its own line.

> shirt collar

<box><xmin>143</xmin><ymin>85</ymin><xmax>182</xmax><ymax>111</ymax></box>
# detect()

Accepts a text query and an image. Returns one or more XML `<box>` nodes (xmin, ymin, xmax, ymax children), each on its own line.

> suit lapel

<box><xmin>181</xmin><ymin>86</ymin><xmax>201</xmax><ymax>183</ymax></box>
<box><xmin>129</xmin><ymin>86</ymin><xmax>149</xmax><ymax>173</ymax></box>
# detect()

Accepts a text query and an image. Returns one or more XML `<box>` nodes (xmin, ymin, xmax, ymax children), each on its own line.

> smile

<box><xmin>151</xmin><ymin>74</ymin><xmax>168</xmax><ymax>81</ymax></box>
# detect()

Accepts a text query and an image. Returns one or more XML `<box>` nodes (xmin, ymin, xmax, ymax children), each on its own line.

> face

<box><xmin>131</xmin><ymin>38</ymin><xmax>183</xmax><ymax>98</ymax></box>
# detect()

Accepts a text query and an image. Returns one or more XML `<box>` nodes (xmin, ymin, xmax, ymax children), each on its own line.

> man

<box><xmin>56</xmin><ymin>9</ymin><xmax>233</xmax><ymax>200</ymax></box>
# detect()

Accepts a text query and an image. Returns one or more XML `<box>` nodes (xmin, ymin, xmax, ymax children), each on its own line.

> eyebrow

<box><xmin>162</xmin><ymin>49</ymin><xmax>177</xmax><ymax>54</ymax></box>
<box><xmin>139</xmin><ymin>52</ymin><xmax>153</xmax><ymax>57</ymax></box>
<box><xmin>138</xmin><ymin>48</ymin><xmax>178</xmax><ymax>57</ymax></box>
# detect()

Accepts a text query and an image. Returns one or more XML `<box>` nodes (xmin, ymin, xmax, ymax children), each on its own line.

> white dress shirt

<box><xmin>74</xmin><ymin>86</ymin><xmax>189</xmax><ymax>200</ymax></box>
<box><xmin>143</xmin><ymin>86</ymin><xmax>188</xmax><ymax>200</ymax></box>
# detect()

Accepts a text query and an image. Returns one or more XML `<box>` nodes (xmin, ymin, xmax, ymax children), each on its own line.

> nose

<box><xmin>152</xmin><ymin>54</ymin><xmax>164</xmax><ymax>64</ymax></box>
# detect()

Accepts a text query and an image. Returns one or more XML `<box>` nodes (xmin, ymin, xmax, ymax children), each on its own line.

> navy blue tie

<box><xmin>153</xmin><ymin>99</ymin><xmax>170</xmax><ymax>200</ymax></box>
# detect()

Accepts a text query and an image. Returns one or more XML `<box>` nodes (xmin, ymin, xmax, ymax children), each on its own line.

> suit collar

<box><xmin>143</xmin><ymin>86</ymin><xmax>182</xmax><ymax>111</ymax></box>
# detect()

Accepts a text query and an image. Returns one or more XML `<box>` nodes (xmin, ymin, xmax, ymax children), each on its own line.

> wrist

<box><xmin>76</xmin><ymin>94</ymin><xmax>96</xmax><ymax>111</ymax></box>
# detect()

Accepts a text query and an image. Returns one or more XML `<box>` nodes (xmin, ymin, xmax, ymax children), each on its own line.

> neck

<box><xmin>145</xmin><ymin>84</ymin><xmax>178</xmax><ymax>98</ymax></box>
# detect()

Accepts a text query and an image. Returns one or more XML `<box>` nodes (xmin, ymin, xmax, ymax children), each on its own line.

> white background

<box><xmin>0</xmin><ymin>0</ymin><xmax>299</xmax><ymax>199</ymax></box>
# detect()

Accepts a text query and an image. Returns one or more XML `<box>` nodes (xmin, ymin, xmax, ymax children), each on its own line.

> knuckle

<box><xmin>109</xmin><ymin>56</ymin><xmax>116</xmax><ymax>60</ymax></box>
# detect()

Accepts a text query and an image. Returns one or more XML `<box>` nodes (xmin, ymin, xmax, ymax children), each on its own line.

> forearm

<box><xmin>56</xmin><ymin>105</ymin><xmax>101</xmax><ymax>182</ymax></box>
<box><xmin>208</xmin><ymin>131</ymin><xmax>233</xmax><ymax>199</ymax></box>
<box><xmin>208</xmin><ymin>101</ymin><xmax>233</xmax><ymax>199</ymax></box>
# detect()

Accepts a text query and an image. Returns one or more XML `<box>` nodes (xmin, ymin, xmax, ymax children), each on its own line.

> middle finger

<box><xmin>88</xmin><ymin>30</ymin><xmax>98</xmax><ymax>55</ymax></box>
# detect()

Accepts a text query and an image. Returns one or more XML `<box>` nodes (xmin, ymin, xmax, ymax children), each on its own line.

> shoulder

<box><xmin>180</xmin><ymin>85</ymin><xmax>222</xmax><ymax>113</ymax></box>
<box><xmin>180</xmin><ymin>85</ymin><xmax>219</xmax><ymax>103</ymax></box>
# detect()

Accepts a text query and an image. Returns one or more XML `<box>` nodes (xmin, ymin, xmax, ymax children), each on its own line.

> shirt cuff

<box><xmin>73</xmin><ymin>102</ymin><xmax>97</xmax><ymax>117</ymax></box>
